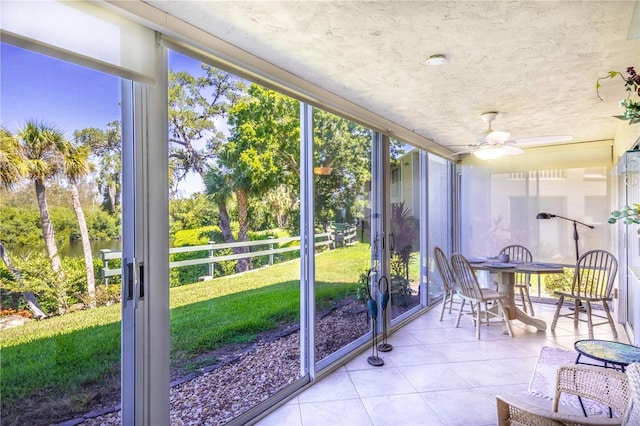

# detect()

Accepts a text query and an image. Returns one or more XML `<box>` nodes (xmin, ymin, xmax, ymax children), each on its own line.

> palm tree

<box><xmin>16</xmin><ymin>120</ymin><xmax>65</xmax><ymax>279</ymax></box>
<box><xmin>0</xmin><ymin>127</ymin><xmax>48</xmax><ymax>318</ymax></box>
<box><xmin>0</xmin><ymin>127</ymin><xmax>26</xmax><ymax>188</ymax></box>
<box><xmin>204</xmin><ymin>168</ymin><xmax>250</xmax><ymax>272</ymax></box>
<box><xmin>62</xmin><ymin>141</ymin><xmax>96</xmax><ymax>306</ymax></box>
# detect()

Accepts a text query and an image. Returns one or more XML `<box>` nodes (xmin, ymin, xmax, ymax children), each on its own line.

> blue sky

<box><xmin>1</xmin><ymin>43</ymin><xmax>121</xmax><ymax>137</ymax></box>
<box><xmin>1</xmin><ymin>43</ymin><xmax>204</xmax><ymax>195</ymax></box>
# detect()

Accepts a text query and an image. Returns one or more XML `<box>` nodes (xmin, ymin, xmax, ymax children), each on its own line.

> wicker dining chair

<box><xmin>496</xmin><ymin>362</ymin><xmax>639</xmax><ymax>425</ymax></box>
<box><xmin>434</xmin><ymin>246</ymin><xmax>461</xmax><ymax>321</ymax></box>
<box><xmin>550</xmin><ymin>249</ymin><xmax>618</xmax><ymax>339</ymax></box>
<box><xmin>500</xmin><ymin>244</ymin><xmax>534</xmax><ymax>315</ymax></box>
<box><xmin>450</xmin><ymin>253</ymin><xmax>513</xmax><ymax>339</ymax></box>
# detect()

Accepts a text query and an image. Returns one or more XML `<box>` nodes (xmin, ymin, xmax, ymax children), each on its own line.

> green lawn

<box><xmin>0</xmin><ymin>243</ymin><xmax>370</xmax><ymax>417</ymax></box>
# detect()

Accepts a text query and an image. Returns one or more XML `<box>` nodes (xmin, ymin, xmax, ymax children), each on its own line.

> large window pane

<box><xmin>0</xmin><ymin>43</ymin><xmax>123</xmax><ymax>425</ymax></box>
<box><xmin>460</xmin><ymin>165</ymin><xmax>612</xmax><ymax>300</ymax></box>
<box><xmin>166</xmin><ymin>51</ymin><xmax>302</xmax><ymax>424</ymax></box>
<box><xmin>389</xmin><ymin>142</ymin><xmax>421</xmax><ymax>319</ymax></box>
<box><xmin>312</xmin><ymin>109</ymin><xmax>372</xmax><ymax>365</ymax></box>
<box><xmin>426</xmin><ymin>154</ymin><xmax>453</xmax><ymax>304</ymax></box>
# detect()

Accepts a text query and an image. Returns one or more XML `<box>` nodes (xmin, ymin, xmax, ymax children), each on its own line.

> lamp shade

<box><xmin>536</xmin><ymin>212</ymin><xmax>554</xmax><ymax>219</ymax></box>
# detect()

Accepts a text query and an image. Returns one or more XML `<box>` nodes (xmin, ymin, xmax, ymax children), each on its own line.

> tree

<box><xmin>0</xmin><ymin>128</ymin><xmax>47</xmax><ymax>318</ymax></box>
<box><xmin>168</xmin><ymin>66</ymin><xmax>246</xmax><ymax>189</ymax></box>
<box><xmin>61</xmin><ymin>141</ymin><xmax>96</xmax><ymax>306</ymax></box>
<box><xmin>74</xmin><ymin>122</ymin><xmax>121</xmax><ymax>213</ymax></box>
<box><xmin>211</xmin><ymin>85</ymin><xmax>300</xmax><ymax>271</ymax></box>
<box><xmin>312</xmin><ymin>110</ymin><xmax>372</xmax><ymax>226</ymax></box>
<box><xmin>16</xmin><ymin>120</ymin><xmax>65</xmax><ymax>285</ymax></box>
<box><xmin>0</xmin><ymin>127</ymin><xmax>26</xmax><ymax>188</ymax></box>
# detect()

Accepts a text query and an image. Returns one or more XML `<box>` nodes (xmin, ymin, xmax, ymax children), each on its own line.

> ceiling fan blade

<box><xmin>445</xmin><ymin>147</ymin><xmax>477</xmax><ymax>158</ymax></box>
<box><xmin>513</xmin><ymin>135</ymin><xmax>573</xmax><ymax>147</ymax></box>
<box><xmin>504</xmin><ymin>145</ymin><xmax>524</xmax><ymax>155</ymax></box>
<box><xmin>486</xmin><ymin>130</ymin><xmax>510</xmax><ymax>144</ymax></box>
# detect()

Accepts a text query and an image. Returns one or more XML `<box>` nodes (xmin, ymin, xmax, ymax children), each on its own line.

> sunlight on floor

<box><xmin>257</xmin><ymin>302</ymin><xmax>626</xmax><ymax>426</ymax></box>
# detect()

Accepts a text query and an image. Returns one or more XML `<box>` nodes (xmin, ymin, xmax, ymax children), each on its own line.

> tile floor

<box><xmin>256</xmin><ymin>302</ymin><xmax>627</xmax><ymax>426</ymax></box>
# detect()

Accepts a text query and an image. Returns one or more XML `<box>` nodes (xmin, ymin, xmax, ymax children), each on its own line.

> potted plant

<box><xmin>609</xmin><ymin>203</ymin><xmax>640</xmax><ymax>234</ymax></box>
<box><xmin>596</xmin><ymin>66</ymin><xmax>640</xmax><ymax>124</ymax></box>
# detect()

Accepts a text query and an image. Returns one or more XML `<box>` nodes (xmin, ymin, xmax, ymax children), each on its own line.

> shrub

<box><xmin>355</xmin><ymin>267</ymin><xmax>373</xmax><ymax>304</ymax></box>
<box><xmin>389</xmin><ymin>254</ymin><xmax>414</xmax><ymax>307</ymax></box>
<box><xmin>0</xmin><ymin>253</ymin><xmax>88</xmax><ymax>315</ymax></box>
<box><xmin>543</xmin><ymin>268</ymin><xmax>574</xmax><ymax>296</ymax></box>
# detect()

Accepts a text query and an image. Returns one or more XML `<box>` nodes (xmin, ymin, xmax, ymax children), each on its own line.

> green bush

<box><xmin>0</xmin><ymin>253</ymin><xmax>88</xmax><ymax>315</ymax></box>
<box><xmin>0</xmin><ymin>206</ymin><xmax>43</xmax><ymax>247</ymax></box>
<box><xmin>86</xmin><ymin>209</ymin><xmax>120</xmax><ymax>240</ymax></box>
<box><xmin>355</xmin><ymin>267</ymin><xmax>373</xmax><ymax>304</ymax></box>
<box><xmin>171</xmin><ymin>226</ymin><xmax>225</xmax><ymax>286</ymax></box>
<box><xmin>543</xmin><ymin>268</ymin><xmax>574</xmax><ymax>296</ymax></box>
<box><xmin>169</xmin><ymin>227</ymin><xmax>298</xmax><ymax>286</ymax></box>
<box><xmin>389</xmin><ymin>254</ymin><xmax>414</xmax><ymax>307</ymax></box>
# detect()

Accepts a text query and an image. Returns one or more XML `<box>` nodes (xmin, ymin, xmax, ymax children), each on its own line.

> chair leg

<box><xmin>602</xmin><ymin>300</ymin><xmax>618</xmax><ymax>338</ymax></box>
<box><xmin>497</xmin><ymin>299</ymin><xmax>513</xmax><ymax>337</ymax></box>
<box><xmin>551</xmin><ymin>295</ymin><xmax>564</xmax><ymax>331</ymax></box>
<box><xmin>455</xmin><ymin>299</ymin><xmax>465</xmax><ymax>328</ymax></box>
<box><xmin>573</xmin><ymin>298</ymin><xmax>580</xmax><ymax>327</ymax></box>
<box><xmin>476</xmin><ymin>302</ymin><xmax>482</xmax><ymax>340</ymax></box>
<box><xmin>448</xmin><ymin>291</ymin><xmax>454</xmax><ymax>314</ymax></box>
<box><xmin>439</xmin><ymin>290</ymin><xmax>448</xmax><ymax>321</ymax></box>
<box><xmin>585</xmin><ymin>301</ymin><xmax>594</xmax><ymax>340</ymax></box>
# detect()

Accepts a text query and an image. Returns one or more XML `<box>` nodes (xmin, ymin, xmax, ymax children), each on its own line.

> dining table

<box><xmin>469</xmin><ymin>259</ymin><xmax>565</xmax><ymax>332</ymax></box>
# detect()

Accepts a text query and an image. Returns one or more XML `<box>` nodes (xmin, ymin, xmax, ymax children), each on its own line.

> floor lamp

<box><xmin>536</xmin><ymin>213</ymin><xmax>595</xmax><ymax>261</ymax></box>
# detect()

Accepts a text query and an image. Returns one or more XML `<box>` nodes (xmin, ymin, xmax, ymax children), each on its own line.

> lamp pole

<box><xmin>536</xmin><ymin>213</ymin><xmax>595</xmax><ymax>261</ymax></box>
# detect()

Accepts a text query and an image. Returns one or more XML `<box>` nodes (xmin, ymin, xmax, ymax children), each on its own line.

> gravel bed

<box><xmin>66</xmin><ymin>300</ymin><xmax>370</xmax><ymax>426</ymax></box>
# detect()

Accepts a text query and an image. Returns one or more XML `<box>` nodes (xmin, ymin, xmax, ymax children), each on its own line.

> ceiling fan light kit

<box><xmin>473</xmin><ymin>145</ymin><xmax>506</xmax><ymax>160</ymax></box>
<box><xmin>451</xmin><ymin>111</ymin><xmax>573</xmax><ymax>160</ymax></box>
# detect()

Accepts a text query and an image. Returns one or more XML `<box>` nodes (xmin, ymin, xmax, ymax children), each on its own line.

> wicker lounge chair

<box><xmin>496</xmin><ymin>362</ymin><xmax>640</xmax><ymax>425</ymax></box>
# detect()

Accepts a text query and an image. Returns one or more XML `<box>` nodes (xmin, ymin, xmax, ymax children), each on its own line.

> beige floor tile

<box><xmin>297</xmin><ymin>371</ymin><xmax>360</xmax><ymax>403</ymax></box>
<box><xmin>374</xmin><ymin>344</ymin><xmax>440</xmax><ymax>367</ymax></box>
<box><xmin>299</xmin><ymin>399</ymin><xmax>373</xmax><ymax>426</ymax></box>
<box><xmin>348</xmin><ymin>366</ymin><xmax>416</xmax><ymax>398</ymax></box>
<box><xmin>398</xmin><ymin>363</ymin><xmax>472</xmax><ymax>392</ymax></box>
<box><xmin>255</xmin><ymin>403</ymin><xmax>302</xmax><ymax>426</ymax></box>
<box><xmin>361</xmin><ymin>393</ymin><xmax>445</xmax><ymax>425</ymax></box>
<box><xmin>421</xmin><ymin>388</ymin><xmax>497</xmax><ymax>425</ymax></box>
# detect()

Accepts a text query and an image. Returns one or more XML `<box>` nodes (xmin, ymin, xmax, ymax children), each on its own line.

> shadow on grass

<box><xmin>1</xmin><ymin>278</ymin><xmax>357</xmax><ymax>426</ymax></box>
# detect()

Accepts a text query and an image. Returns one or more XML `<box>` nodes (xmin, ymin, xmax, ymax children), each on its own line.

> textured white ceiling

<box><xmin>147</xmin><ymin>0</ymin><xmax>640</xmax><ymax>155</ymax></box>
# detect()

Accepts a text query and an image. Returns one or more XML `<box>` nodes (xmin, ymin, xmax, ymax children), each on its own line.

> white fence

<box><xmin>100</xmin><ymin>225</ymin><xmax>358</xmax><ymax>284</ymax></box>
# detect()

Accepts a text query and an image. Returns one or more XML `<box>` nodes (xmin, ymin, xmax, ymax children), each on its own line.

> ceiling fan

<box><xmin>451</xmin><ymin>112</ymin><xmax>573</xmax><ymax>160</ymax></box>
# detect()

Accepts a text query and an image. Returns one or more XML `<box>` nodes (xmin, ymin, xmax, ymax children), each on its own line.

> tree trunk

<box><xmin>35</xmin><ymin>179</ymin><xmax>65</xmax><ymax>315</ymax></box>
<box><xmin>0</xmin><ymin>240</ymin><xmax>47</xmax><ymax>319</ymax></box>
<box><xmin>70</xmin><ymin>180</ymin><xmax>96</xmax><ymax>306</ymax></box>
<box><xmin>235</xmin><ymin>189</ymin><xmax>251</xmax><ymax>272</ymax></box>
<box><xmin>35</xmin><ymin>179</ymin><xmax>63</xmax><ymax>275</ymax></box>
<box><xmin>217</xmin><ymin>202</ymin><xmax>234</xmax><ymax>243</ymax></box>
<box><xmin>107</xmin><ymin>181</ymin><xmax>117</xmax><ymax>213</ymax></box>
